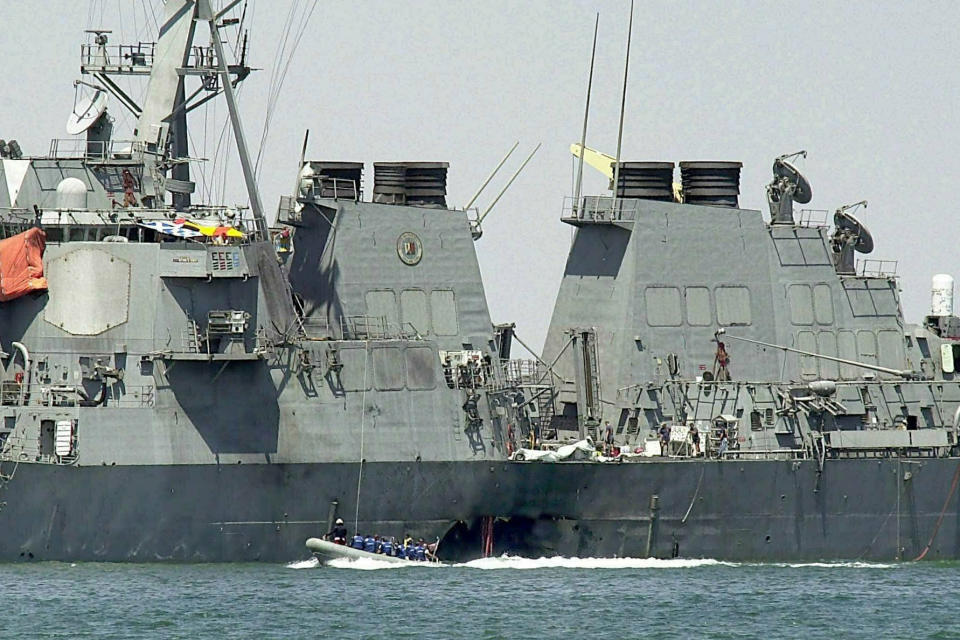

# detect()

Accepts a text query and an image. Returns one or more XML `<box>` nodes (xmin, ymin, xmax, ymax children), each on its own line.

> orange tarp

<box><xmin>0</xmin><ymin>227</ymin><xmax>48</xmax><ymax>302</ymax></box>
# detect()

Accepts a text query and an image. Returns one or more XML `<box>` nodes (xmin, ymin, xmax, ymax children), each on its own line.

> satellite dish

<box><xmin>772</xmin><ymin>158</ymin><xmax>812</xmax><ymax>204</ymax></box>
<box><xmin>66</xmin><ymin>90</ymin><xmax>107</xmax><ymax>135</ymax></box>
<box><xmin>836</xmin><ymin>211</ymin><xmax>874</xmax><ymax>253</ymax></box>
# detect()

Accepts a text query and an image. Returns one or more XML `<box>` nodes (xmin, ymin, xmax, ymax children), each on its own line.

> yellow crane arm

<box><xmin>569</xmin><ymin>142</ymin><xmax>684</xmax><ymax>202</ymax></box>
<box><xmin>570</xmin><ymin>143</ymin><xmax>616</xmax><ymax>180</ymax></box>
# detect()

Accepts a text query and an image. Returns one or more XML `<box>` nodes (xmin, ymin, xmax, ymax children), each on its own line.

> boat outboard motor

<box><xmin>766</xmin><ymin>151</ymin><xmax>812</xmax><ymax>224</ymax></box>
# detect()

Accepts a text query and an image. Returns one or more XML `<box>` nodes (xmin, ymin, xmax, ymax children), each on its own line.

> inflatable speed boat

<box><xmin>306</xmin><ymin>538</ymin><xmax>425</xmax><ymax>564</ymax></box>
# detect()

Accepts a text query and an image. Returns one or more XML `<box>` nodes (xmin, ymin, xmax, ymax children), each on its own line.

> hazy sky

<box><xmin>2</xmin><ymin>1</ymin><xmax>959</xmax><ymax>355</ymax></box>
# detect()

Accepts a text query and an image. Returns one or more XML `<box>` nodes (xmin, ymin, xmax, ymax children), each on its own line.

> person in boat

<box><xmin>396</xmin><ymin>542</ymin><xmax>406</xmax><ymax>560</ymax></box>
<box><xmin>327</xmin><ymin>518</ymin><xmax>348</xmax><ymax>545</ymax></box>
<box><xmin>363</xmin><ymin>534</ymin><xmax>376</xmax><ymax>553</ymax></box>
<box><xmin>403</xmin><ymin>533</ymin><xmax>413</xmax><ymax>548</ymax></box>
<box><xmin>381</xmin><ymin>537</ymin><xmax>394</xmax><ymax>556</ymax></box>
<box><xmin>415</xmin><ymin>539</ymin><xmax>427</xmax><ymax>562</ymax></box>
<box><xmin>351</xmin><ymin>534</ymin><xmax>364</xmax><ymax>550</ymax></box>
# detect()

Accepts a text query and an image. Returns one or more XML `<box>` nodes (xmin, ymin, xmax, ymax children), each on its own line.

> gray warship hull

<box><xmin>2</xmin><ymin>457</ymin><xmax>957</xmax><ymax>562</ymax></box>
<box><xmin>3</xmin><ymin>0</ymin><xmax>960</xmax><ymax>564</ymax></box>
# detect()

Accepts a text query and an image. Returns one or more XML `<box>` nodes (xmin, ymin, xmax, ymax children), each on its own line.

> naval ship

<box><xmin>1</xmin><ymin>1</ymin><xmax>960</xmax><ymax>562</ymax></box>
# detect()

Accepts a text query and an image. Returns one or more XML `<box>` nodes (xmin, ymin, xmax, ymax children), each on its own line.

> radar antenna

<box><xmin>830</xmin><ymin>200</ymin><xmax>873</xmax><ymax>274</ymax></box>
<box><xmin>65</xmin><ymin>88</ymin><xmax>108</xmax><ymax>135</ymax></box>
<box><xmin>765</xmin><ymin>151</ymin><xmax>812</xmax><ymax>224</ymax></box>
<box><xmin>66</xmin><ymin>83</ymin><xmax>113</xmax><ymax>159</ymax></box>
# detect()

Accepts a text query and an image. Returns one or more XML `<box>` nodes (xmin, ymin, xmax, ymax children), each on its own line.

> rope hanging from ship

<box><xmin>912</xmin><ymin>461</ymin><xmax>960</xmax><ymax>561</ymax></box>
<box><xmin>354</xmin><ymin>339</ymin><xmax>370</xmax><ymax>534</ymax></box>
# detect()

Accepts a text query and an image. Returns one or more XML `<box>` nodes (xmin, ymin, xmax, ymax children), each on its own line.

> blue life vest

<box><xmin>351</xmin><ymin>535</ymin><xmax>364</xmax><ymax>549</ymax></box>
<box><xmin>415</xmin><ymin>545</ymin><xmax>426</xmax><ymax>561</ymax></box>
<box><xmin>381</xmin><ymin>540</ymin><xmax>393</xmax><ymax>555</ymax></box>
<box><xmin>396</xmin><ymin>545</ymin><xmax>406</xmax><ymax>559</ymax></box>
<box><xmin>364</xmin><ymin>536</ymin><xmax>376</xmax><ymax>553</ymax></box>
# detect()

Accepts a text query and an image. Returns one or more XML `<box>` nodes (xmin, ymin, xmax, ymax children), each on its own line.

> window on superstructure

<box><xmin>837</xmin><ymin>330</ymin><xmax>859</xmax><ymax>380</ymax></box>
<box><xmin>877</xmin><ymin>330</ymin><xmax>903</xmax><ymax>371</ymax></box>
<box><xmin>405</xmin><ymin>346</ymin><xmax>436</xmax><ymax>390</ymax></box>
<box><xmin>365</xmin><ymin>290</ymin><xmax>398</xmax><ymax>335</ymax></box>
<box><xmin>716</xmin><ymin>286</ymin><xmax>751</xmax><ymax>325</ymax></box>
<box><xmin>373</xmin><ymin>347</ymin><xmax>405</xmax><ymax>391</ymax></box>
<box><xmin>684</xmin><ymin>287</ymin><xmax>712</xmax><ymax>326</ymax></box>
<box><xmin>645</xmin><ymin>287</ymin><xmax>682</xmax><ymax>327</ymax></box>
<box><xmin>400</xmin><ymin>289</ymin><xmax>430</xmax><ymax>336</ymax></box>
<box><xmin>431</xmin><ymin>290</ymin><xmax>459</xmax><ymax>336</ymax></box>
<box><xmin>856</xmin><ymin>331</ymin><xmax>877</xmax><ymax>366</ymax></box>
<box><xmin>817</xmin><ymin>331</ymin><xmax>839</xmax><ymax>379</ymax></box>
<box><xmin>338</xmin><ymin>348</ymin><xmax>371</xmax><ymax>392</ymax></box>
<box><xmin>797</xmin><ymin>331</ymin><xmax>818</xmax><ymax>378</ymax></box>
<box><xmin>788</xmin><ymin>285</ymin><xmax>814</xmax><ymax>325</ymax></box>
<box><xmin>813</xmin><ymin>284</ymin><xmax>834</xmax><ymax>325</ymax></box>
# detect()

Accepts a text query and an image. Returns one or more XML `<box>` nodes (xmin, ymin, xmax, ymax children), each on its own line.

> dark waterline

<box><xmin>3</xmin><ymin>557</ymin><xmax>960</xmax><ymax>639</ymax></box>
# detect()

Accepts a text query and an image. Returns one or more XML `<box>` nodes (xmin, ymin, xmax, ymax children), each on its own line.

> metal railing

<box><xmin>81</xmin><ymin>42</ymin><xmax>156</xmax><ymax>70</ymax></box>
<box><xmin>721</xmin><ymin>448</ymin><xmax>807</xmax><ymax>460</ymax></box>
<box><xmin>561</xmin><ymin>195</ymin><xmax>641</xmax><ymax>223</ymax></box>
<box><xmin>797</xmin><ymin>208</ymin><xmax>829</xmax><ymax>227</ymax></box>
<box><xmin>502</xmin><ymin>359</ymin><xmax>551</xmax><ymax>387</ymax></box>
<box><xmin>301</xmin><ymin>177</ymin><xmax>361</xmax><ymax>202</ymax></box>
<box><xmin>81</xmin><ymin>43</ymin><xmax>218</xmax><ymax>73</ymax></box>
<box><xmin>0</xmin><ymin>206</ymin><xmax>269</xmax><ymax>245</ymax></box>
<box><xmin>339</xmin><ymin>315</ymin><xmax>422</xmax><ymax>341</ymax></box>
<box><xmin>856</xmin><ymin>259</ymin><xmax>899</xmax><ymax>278</ymax></box>
<box><xmin>47</xmin><ymin>138</ymin><xmax>145</xmax><ymax>161</ymax></box>
<box><xmin>0</xmin><ymin>382</ymin><xmax>155</xmax><ymax>408</ymax></box>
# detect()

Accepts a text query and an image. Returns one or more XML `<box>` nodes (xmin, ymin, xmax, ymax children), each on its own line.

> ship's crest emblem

<box><xmin>397</xmin><ymin>232</ymin><xmax>423</xmax><ymax>265</ymax></box>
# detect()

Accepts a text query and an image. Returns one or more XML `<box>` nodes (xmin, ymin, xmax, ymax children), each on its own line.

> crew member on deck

<box><xmin>658</xmin><ymin>424</ymin><xmax>671</xmax><ymax>456</ymax></box>
<box><xmin>717</xmin><ymin>424</ymin><xmax>729</xmax><ymax>458</ymax></box>
<box><xmin>351</xmin><ymin>534</ymin><xmax>364</xmax><ymax>550</ymax></box>
<box><xmin>364</xmin><ymin>534</ymin><xmax>376</xmax><ymax>553</ymax></box>
<box><xmin>603</xmin><ymin>421</ymin><xmax>614</xmax><ymax>454</ymax></box>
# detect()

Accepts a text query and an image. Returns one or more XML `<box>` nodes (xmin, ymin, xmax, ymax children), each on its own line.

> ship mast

<box><xmin>89</xmin><ymin>0</ymin><xmax>260</xmax><ymax>219</ymax></box>
<box><xmin>198</xmin><ymin>0</ymin><xmax>265</xmax><ymax>223</ymax></box>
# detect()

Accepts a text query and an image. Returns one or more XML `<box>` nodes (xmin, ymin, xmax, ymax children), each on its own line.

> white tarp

<box><xmin>511</xmin><ymin>439</ymin><xmax>596</xmax><ymax>462</ymax></box>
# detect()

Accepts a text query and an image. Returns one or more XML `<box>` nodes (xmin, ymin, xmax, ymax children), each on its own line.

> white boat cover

<box><xmin>510</xmin><ymin>439</ymin><xmax>596</xmax><ymax>462</ymax></box>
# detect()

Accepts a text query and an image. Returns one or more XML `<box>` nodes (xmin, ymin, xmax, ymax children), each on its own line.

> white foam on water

<box><xmin>460</xmin><ymin>555</ymin><xmax>733</xmax><ymax>570</ymax></box>
<box><xmin>757</xmin><ymin>561</ymin><xmax>897</xmax><ymax>569</ymax></box>
<box><xmin>285</xmin><ymin>557</ymin><xmax>320</xmax><ymax>570</ymax></box>
<box><xmin>325</xmin><ymin>557</ymin><xmax>445</xmax><ymax>571</ymax></box>
<box><xmin>287</xmin><ymin>555</ymin><xmax>897</xmax><ymax>571</ymax></box>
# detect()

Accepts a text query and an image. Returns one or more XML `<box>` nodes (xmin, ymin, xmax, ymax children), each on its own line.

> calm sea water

<box><xmin>3</xmin><ymin>555</ymin><xmax>960</xmax><ymax>639</ymax></box>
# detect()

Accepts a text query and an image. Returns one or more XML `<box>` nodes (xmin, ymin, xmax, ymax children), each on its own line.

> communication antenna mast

<box><xmin>572</xmin><ymin>14</ymin><xmax>600</xmax><ymax>216</ymax></box>
<box><xmin>465</xmin><ymin>141</ymin><xmax>519</xmax><ymax>211</ymax></box>
<box><xmin>611</xmin><ymin>0</ymin><xmax>634</xmax><ymax>214</ymax></box>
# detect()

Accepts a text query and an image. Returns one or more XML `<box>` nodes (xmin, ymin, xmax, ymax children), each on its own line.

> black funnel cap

<box><xmin>679</xmin><ymin>161</ymin><xmax>742</xmax><ymax>208</ymax></box>
<box><xmin>615</xmin><ymin>161</ymin><xmax>675</xmax><ymax>201</ymax></box>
